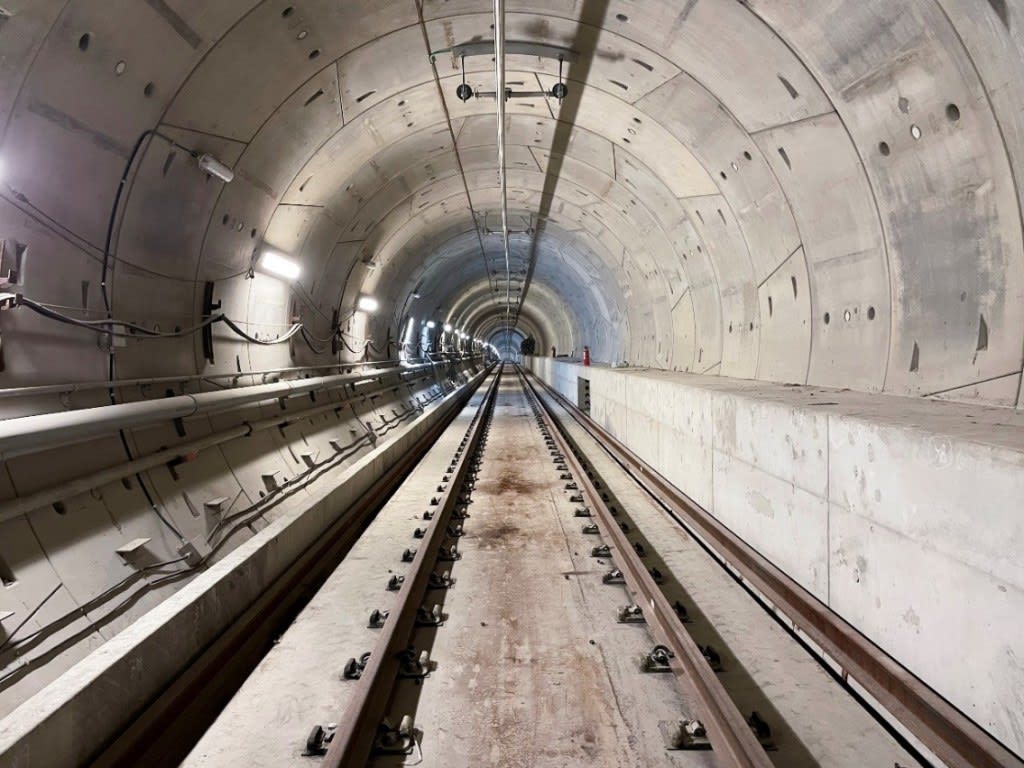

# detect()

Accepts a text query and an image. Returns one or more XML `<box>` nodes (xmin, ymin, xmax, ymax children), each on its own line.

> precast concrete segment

<box><xmin>531</xmin><ymin>378</ymin><xmax>921</xmax><ymax>768</ymax></box>
<box><xmin>180</xmin><ymin>372</ymin><xmax>499</xmax><ymax>768</ymax></box>
<box><xmin>408</xmin><ymin>373</ymin><xmax>709</xmax><ymax>768</ymax></box>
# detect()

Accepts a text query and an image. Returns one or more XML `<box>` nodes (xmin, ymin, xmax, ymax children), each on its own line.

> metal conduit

<box><xmin>0</xmin><ymin>361</ymin><xmax>454</xmax><ymax>460</ymax></box>
<box><xmin>0</xmin><ymin>371</ymin><xmax>440</xmax><ymax>525</ymax></box>
<box><xmin>493</xmin><ymin>0</ymin><xmax>512</xmax><ymax>338</ymax></box>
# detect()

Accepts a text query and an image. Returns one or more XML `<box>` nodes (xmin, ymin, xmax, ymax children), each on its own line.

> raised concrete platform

<box><xmin>525</xmin><ymin>356</ymin><xmax>1024</xmax><ymax>757</ymax></box>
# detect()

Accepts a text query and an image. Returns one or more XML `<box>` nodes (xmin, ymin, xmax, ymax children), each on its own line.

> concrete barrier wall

<box><xmin>525</xmin><ymin>356</ymin><xmax>1024</xmax><ymax>755</ymax></box>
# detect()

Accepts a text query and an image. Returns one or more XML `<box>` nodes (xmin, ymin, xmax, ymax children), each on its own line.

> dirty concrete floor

<box><xmin>385</xmin><ymin>375</ymin><xmax>709</xmax><ymax>768</ymax></box>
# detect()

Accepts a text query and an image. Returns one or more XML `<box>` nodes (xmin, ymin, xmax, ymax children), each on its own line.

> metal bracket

<box><xmin>602</xmin><ymin>568</ymin><xmax>625</xmax><ymax>585</ymax></box>
<box><xmin>581</xmin><ymin>522</ymin><xmax>600</xmax><ymax>534</ymax></box>
<box><xmin>430</xmin><ymin>40</ymin><xmax>578</xmax><ymax>64</ymax></box>
<box><xmin>640</xmin><ymin>644</ymin><xmax>675</xmax><ymax>673</ymax></box>
<box><xmin>367</xmin><ymin>608</ymin><xmax>389</xmax><ymax>628</ymax></box>
<box><xmin>700</xmin><ymin>644</ymin><xmax>723</xmax><ymax>672</ymax></box>
<box><xmin>303</xmin><ymin>724</ymin><xmax>336</xmax><ymax>756</ymax></box>
<box><xmin>397</xmin><ymin>648</ymin><xmax>433</xmax><ymax>679</ymax></box>
<box><xmin>415</xmin><ymin>603</ymin><xmax>444</xmax><ymax>627</ymax></box>
<box><xmin>663</xmin><ymin>719</ymin><xmax>711</xmax><ymax>750</ymax></box>
<box><xmin>428</xmin><ymin>570</ymin><xmax>454</xmax><ymax>589</ymax></box>
<box><xmin>374</xmin><ymin>715</ymin><xmax>418</xmax><ymax>756</ymax></box>
<box><xmin>437</xmin><ymin>544</ymin><xmax>461</xmax><ymax>561</ymax></box>
<box><xmin>342</xmin><ymin>651</ymin><xmax>372</xmax><ymax>680</ymax></box>
<box><xmin>616</xmin><ymin>604</ymin><xmax>645</xmax><ymax>624</ymax></box>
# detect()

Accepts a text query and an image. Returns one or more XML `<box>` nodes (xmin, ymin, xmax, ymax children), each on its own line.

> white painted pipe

<box><xmin>0</xmin><ymin>370</ymin><xmax>441</xmax><ymax>524</ymax></box>
<box><xmin>0</xmin><ymin>359</ymin><xmax>419</xmax><ymax>401</ymax></box>
<box><xmin>0</xmin><ymin>365</ymin><xmax>431</xmax><ymax>460</ymax></box>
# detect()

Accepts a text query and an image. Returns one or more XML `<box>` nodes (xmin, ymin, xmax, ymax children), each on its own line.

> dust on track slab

<box><xmin>395</xmin><ymin>375</ymin><xmax>708</xmax><ymax>768</ymax></box>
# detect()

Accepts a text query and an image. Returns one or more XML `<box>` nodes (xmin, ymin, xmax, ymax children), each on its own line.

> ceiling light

<box><xmin>426</xmin><ymin>320</ymin><xmax>436</xmax><ymax>329</ymax></box>
<box><xmin>443</xmin><ymin>323</ymin><xmax>453</xmax><ymax>332</ymax></box>
<box><xmin>357</xmin><ymin>295</ymin><xmax>379</xmax><ymax>312</ymax></box>
<box><xmin>198</xmin><ymin>153</ymin><xmax>235</xmax><ymax>183</ymax></box>
<box><xmin>258</xmin><ymin>250</ymin><xmax>301</xmax><ymax>280</ymax></box>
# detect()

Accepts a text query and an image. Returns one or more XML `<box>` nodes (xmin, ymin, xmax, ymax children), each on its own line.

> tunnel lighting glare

<box><xmin>426</xmin><ymin>320</ymin><xmax>436</xmax><ymax>329</ymax></box>
<box><xmin>197</xmin><ymin>153</ymin><xmax>235</xmax><ymax>183</ymax></box>
<box><xmin>443</xmin><ymin>323</ymin><xmax>453</xmax><ymax>332</ymax></box>
<box><xmin>357</xmin><ymin>295</ymin><xmax>379</xmax><ymax>313</ymax></box>
<box><xmin>258</xmin><ymin>250</ymin><xmax>301</xmax><ymax>281</ymax></box>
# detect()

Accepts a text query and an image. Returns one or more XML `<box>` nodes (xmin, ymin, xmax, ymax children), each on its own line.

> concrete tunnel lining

<box><xmin>0</xmin><ymin>0</ymin><xmax>1022</xmax><ymax>762</ymax></box>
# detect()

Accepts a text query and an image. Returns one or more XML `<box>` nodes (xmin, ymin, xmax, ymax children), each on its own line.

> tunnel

<box><xmin>0</xmin><ymin>1</ymin><xmax>1022</xmax><ymax>766</ymax></box>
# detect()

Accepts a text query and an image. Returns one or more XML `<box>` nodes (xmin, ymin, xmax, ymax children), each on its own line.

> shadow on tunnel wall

<box><xmin>513</xmin><ymin>0</ymin><xmax>612</xmax><ymax>339</ymax></box>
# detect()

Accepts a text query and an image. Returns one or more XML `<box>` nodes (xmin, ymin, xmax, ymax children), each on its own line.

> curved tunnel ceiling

<box><xmin>0</xmin><ymin>1</ymin><xmax>1022</xmax><ymax>406</ymax></box>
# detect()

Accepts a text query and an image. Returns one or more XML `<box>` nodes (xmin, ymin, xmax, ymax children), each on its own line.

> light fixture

<box><xmin>426</xmin><ymin>320</ymin><xmax>436</xmax><ymax>329</ymax></box>
<box><xmin>357</xmin><ymin>295</ymin><xmax>379</xmax><ymax>313</ymax></box>
<box><xmin>443</xmin><ymin>323</ymin><xmax>453</xmax><ymax>332</ymax></box>
<box><xmin>198</xmin><ymin>153</ymin><xmax>235</xmax><ymax>183</ymax></box>
<box><xmin>258</xmin><ymin>250</ymin><xmax>301</xmax><ymax>280</ymax></box>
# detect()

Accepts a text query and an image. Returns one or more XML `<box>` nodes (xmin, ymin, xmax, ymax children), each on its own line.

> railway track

<box><xmin>112</xmin><ymin>362</ymin><xmax>1019</xmax><ymax>767</ymax></box>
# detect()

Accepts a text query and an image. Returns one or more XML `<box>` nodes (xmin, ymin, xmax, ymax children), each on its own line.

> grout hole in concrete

<box><xmin>79</xmin><ymin>33</ymin><xmax>91</xmax><ymax>51</ymax></box>
<box><xmin>879</xmin><ymin>141</ymin><xmax>891</xmax><ymax>156</ymax></box>
<box><xmin>946</xmin><ymin>103</ymin><xmax>961</xmax><ymax>122</ymax></box>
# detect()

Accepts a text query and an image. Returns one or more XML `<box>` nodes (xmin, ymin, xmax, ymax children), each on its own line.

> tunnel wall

<box><xmin>2</xmin><ymin>1</ymin><xmax>1023</xmax><ymax>406</ymax></box>
<box><xmin>526</xmin><ymin>356</ymin><xmax>1024</xmax><ymax>756</ymax></box>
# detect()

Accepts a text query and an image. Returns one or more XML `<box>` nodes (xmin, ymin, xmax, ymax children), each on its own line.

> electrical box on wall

<box><xmin>0</xmin><ymin>239</ymin><xmax>26</xmax><ymax>289</ymax></box>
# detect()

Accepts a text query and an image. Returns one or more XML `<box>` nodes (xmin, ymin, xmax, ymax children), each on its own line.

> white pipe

<box><xmin>0</xmin><ymin>359</ymin><xmax>412</xmax><ymax>401</ymax></box>
<box><xmin>0</xmin><ymin>370</ymin><xmax>441</xmax><ymax>525</ymax></box>
<box><xmin>493</xmin><ymin>0</ymin><xmax>512</xmax><ymax>338</ymax></box>
<box><xmin>0</xmin><ymin>363</ymin><xmax>436</xmax><ymax>460</ymax></box>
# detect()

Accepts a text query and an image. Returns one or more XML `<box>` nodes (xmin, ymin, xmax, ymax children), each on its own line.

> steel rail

<box><xmin>518</xmin><ymin>367</ymin><xmax>773</xmax><ymax>768</ymax></box>
<box><xmin>323</xmin><ymin>365</ymin><xmax>503</xmax><ymax>768</ymax></box>
<box><xmin>85</xmin><ymin>364</ymin><xmax>495</xmax><ymax>768</ymax></box>
<box><xmin>522</xmin><ymin>366</ymin><xmax>1024</xmax><ymax>768</ymax></box>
